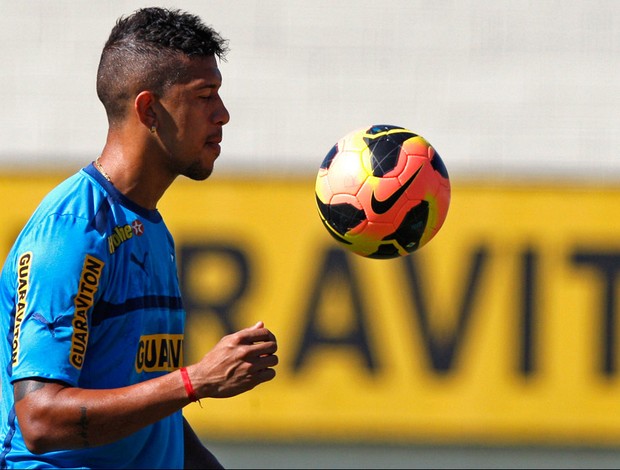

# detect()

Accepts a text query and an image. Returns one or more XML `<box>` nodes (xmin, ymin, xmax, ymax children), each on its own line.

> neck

<box><xmin>97</xmin><ymin>137</ymin><xmax>176</xmax><ymax>210</ymax></box>
<box><xmin>94</xmin><ymin>156</ymin><xmax>112</xmax><ymax>183</ymax></box>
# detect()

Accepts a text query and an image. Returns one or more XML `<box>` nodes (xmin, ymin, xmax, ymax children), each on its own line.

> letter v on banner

<box><xmin>400</xmin><ymin>247</ymin><xmax>488</xmax><ymax>373</ymax></box>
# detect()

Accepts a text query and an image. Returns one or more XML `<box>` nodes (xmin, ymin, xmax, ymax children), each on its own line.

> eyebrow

<box><xmin>193</xmin><ymin>82</ymin><xmax>220</xmax><ymax>92</ymax></box>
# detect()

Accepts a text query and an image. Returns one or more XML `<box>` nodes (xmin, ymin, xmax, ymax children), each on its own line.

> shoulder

<box><xmin>37</xmin><ymin>168</ymin><xmax>109</xmax><ymax>223</ymax></box>
<box><xmin>13</xmin><ymin>169</ymin><xmax>112</xmax><ymax>263</ymax></box>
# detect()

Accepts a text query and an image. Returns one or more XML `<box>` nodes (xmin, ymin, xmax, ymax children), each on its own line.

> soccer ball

<box><xmin>315</xmin><ymin>124</ymin><xmax>451</xmax><ymax>259</ymax></box>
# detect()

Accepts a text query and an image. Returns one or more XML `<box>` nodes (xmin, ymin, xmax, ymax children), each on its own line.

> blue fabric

<box><xmin>0</xmin><ymin>164</ymin><xmax>185</xmax><ymax>468</ymax></box>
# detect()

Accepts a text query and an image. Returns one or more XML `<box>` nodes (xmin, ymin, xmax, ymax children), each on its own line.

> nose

<box><xmin>215</xmin><ymin>95</ymin><xmax>230</xmax><ymax>126</ymax></box>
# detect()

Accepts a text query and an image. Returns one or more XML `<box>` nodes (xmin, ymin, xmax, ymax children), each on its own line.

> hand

<box><xmin>190</xmin><ymin>321</ymin><xmax>278</xmax><ymax>399</ymax></box>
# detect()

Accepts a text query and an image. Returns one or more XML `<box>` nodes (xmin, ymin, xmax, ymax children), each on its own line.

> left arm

<box><xmin>183</xmin><ymin>416</ymin><xmax>224</xmax><ymax>469</ymax></box>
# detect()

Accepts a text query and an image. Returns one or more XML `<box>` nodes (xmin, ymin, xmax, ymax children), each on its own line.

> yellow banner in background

<box><xmin>3</xmin><ymin>173</ymin><xmax>620</xmax><ymax>446</ymax></box>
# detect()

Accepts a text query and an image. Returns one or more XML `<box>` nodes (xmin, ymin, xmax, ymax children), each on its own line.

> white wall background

<box><xmin>1</xmin><ymin>0</ymin><xmax>618</xmax><ymax>182</ymax></box>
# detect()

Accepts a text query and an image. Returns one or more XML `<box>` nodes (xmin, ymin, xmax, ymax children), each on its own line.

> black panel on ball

<box><xmin>316</xmin><ymin>195</ymin><xmax>366</xmax><ymax>236</ymax></box>
<box><xmin>431</xmin><ymin>152</ymin><xmax>450</xmax><ymax>179</ymax></box>
<box><xmin>364</xmin><ymin>130</ymin><xmax>418</xmax><ymax>177</ymax></box>
<box><xmin>320</xmin><ymin>143</ymin><xmax>340</xmax><ymax>170</ymax></box>
<box><xmin>384</xmin><ymin>200</ymin><xmax>429</xmax><ymax>253</ymax></box>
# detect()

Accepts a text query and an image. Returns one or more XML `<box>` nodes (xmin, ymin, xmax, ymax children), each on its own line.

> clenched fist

<box><xmin>188</xmin><ymin>321</ymin><xmax>278</xmax><ymax>399</ymax></box>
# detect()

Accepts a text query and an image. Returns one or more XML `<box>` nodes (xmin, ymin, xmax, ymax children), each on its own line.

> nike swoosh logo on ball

<box><xmin>370</xmin><ymin>166</ymin><xmax>423</xmax><ymax>215</ymax></box>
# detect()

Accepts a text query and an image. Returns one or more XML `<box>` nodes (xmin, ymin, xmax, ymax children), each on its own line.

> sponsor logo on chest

<box><xmin>108</xmin><ymin>219</ymin><xmax>144</xmax><ymax>254</ymax></box>
<box><xmin>135</xmin><ymin>334</ymin><xmax>184</xmax><ymax>372</ymax></box>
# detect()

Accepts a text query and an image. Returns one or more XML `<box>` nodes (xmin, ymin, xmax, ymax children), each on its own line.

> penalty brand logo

<box><xmin>12</xmin><ymin>252</ymin><xmax>32</xmax><ymax>366</ymax></box>
<box><xmin>108</xmin><ymin>219</ymin><xmax>145</xmax><ymax>254</ymax></box>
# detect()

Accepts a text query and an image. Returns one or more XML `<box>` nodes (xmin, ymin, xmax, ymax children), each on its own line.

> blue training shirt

<box><xmin>0</xmin><ymin>164</ymin><xmax>186</xmax><ymax>469</ymax></box>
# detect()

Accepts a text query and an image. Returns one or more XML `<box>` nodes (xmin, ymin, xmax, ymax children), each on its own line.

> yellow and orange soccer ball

<box><xmin>315</xmin><ymin>124</ymin><xmax>451</xmax><ymax>259</ymax></box>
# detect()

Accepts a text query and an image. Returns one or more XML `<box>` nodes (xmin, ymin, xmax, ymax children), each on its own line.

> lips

<box><xmin>206</xmin><ymin>132</ymin><xmax>222</xmax><ymax>146</ymax></box>
<box><xmin>205</xmin><ymin>134</ymin><xmax>222</xmax><ymax>154</ymax></box>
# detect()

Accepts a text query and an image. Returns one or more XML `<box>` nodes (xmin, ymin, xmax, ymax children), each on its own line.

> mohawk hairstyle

<box><xmin>96</xmin><ymin>7</ymin><xmax>229</xmax><ymax>124</ymax></box>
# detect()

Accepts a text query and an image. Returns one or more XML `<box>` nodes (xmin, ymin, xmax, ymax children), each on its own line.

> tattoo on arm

<box><xmin>78</xmin><ymin>406</ymin><xmax>90</xmax><ymax>448</ymax></box>
<box><xmin>14</xmin><ymin>380</ymin><xmax>91</xmax><ymax>449</ymax></box>
<box><xmin>13</xmin><ymin>380</ymin><xmax>46</xmax><ymax>402</ymax></box>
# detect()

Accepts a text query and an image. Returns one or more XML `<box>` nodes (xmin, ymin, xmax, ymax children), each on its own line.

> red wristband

<box><xmin>180</xmin><ymin>367</ymin><xmax>200</xmax><ymax>404</ymax></box>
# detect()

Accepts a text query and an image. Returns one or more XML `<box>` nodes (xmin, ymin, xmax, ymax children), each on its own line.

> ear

<box><xmin>134</xmin><ymin>91</ymin><xmax>158</xmax><ymax>131</ymax></box>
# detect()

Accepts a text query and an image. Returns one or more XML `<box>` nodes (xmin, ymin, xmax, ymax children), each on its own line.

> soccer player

<box><xmin>0</xmin><ymin>7</ymin><xmax>278</xmax><ymax>469</ymax></box>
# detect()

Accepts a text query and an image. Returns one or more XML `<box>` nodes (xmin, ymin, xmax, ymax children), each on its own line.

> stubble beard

<box><xmin>183</xmin><ymin>160</ymin><xmax>213</xmax><ymax>181</ymax></box>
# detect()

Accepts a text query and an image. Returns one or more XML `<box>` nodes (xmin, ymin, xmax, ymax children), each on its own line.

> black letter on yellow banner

<box><xmin>293</xmin><ymin>247</ymin><xmax>376</xmax><ymax>372</ymax></box>
<box><xmin>180</xmin><ymin>243</ymin><xmax>250</xmax><ymax>335</ymax></box>
<box><xmin>572</xmin><ymin>249</ymin><xmax>620</xmax><ymax>376</ymax></box>
<box><xmin>401</xmin><ymin>247</ymin><xmax>487</xmax><ymax>374</ymax></box>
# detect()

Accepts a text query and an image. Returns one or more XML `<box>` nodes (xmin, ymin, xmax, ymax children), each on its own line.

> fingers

<box><xmin>194</xmin><ymin>323</ymin><xmax>279</xmax><ymax>398</ymax></box>
<box><xmin>238</xmin><ymin>322</ymin><xmax>277</xmax><ymax>346</ymax></box>
<box><xmin>247</xmin><ymin>353</ymin><xmax>278</xmax><ymax>385</ymax></box>
<box><xmin>238</xmin><ymin>323</ymin><xmax>279</xmax><ymax>380</ymax></box>
<box><xmin>250</xmin><ymin>347</ymin><xmax>279</xmax><ymax>366</ymax></box>
<box><xmin>255</xmin><ymin>367</ymin><xmax>276</xmax><ymax>383</ymax></box>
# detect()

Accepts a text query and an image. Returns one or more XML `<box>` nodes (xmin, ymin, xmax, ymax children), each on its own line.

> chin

<box><xmin>184</xmin><ymin>164</ymin><xmax>213</xmax><ymax>181</ymax></box>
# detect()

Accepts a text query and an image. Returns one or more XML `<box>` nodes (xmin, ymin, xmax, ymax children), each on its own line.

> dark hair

<box><xmin>96</xmin><ymin>7</ymin><xmax>229</xmax><ymax>124</ymax></box>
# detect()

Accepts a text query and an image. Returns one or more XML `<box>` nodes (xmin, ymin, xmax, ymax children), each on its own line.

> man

<box><xmin>0</xmin><ymin>7</ymin><xmax>278</xmax><ymax>469</ymax></box>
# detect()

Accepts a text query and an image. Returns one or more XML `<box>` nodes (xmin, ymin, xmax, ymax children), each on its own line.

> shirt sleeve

<box><xmin>10</xmin><ymin>211</ymin><xmax>108</xmax><ymax>386</ymax></box>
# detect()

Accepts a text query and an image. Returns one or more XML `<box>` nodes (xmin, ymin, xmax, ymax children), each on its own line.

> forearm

<box><xmin>15</xmin><ymin>322</ymin><xmax>278</xmax><ymax>456</ymax></box>
<box><xmin>15</xmin><ymin>369</ymin><xmax>190</xmax><ymax>454</ymax></box>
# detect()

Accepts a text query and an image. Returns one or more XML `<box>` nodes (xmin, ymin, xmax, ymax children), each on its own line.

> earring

<box><xmin>150</xmin><ymin>126</ymin><xmax>157</xmax><ymax>134</ymax></box>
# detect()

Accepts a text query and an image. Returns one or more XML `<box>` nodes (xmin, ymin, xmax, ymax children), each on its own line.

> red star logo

<box><xmin>131</xmin><ymin>219</ymin><xmax>144</xmax><ymax>236</ymax></box>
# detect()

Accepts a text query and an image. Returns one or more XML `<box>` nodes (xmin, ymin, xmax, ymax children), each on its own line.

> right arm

<box><xmin>15</xmin><ymin>321</ymin><xmax>278</xmax><ymax>454</ymax></box>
